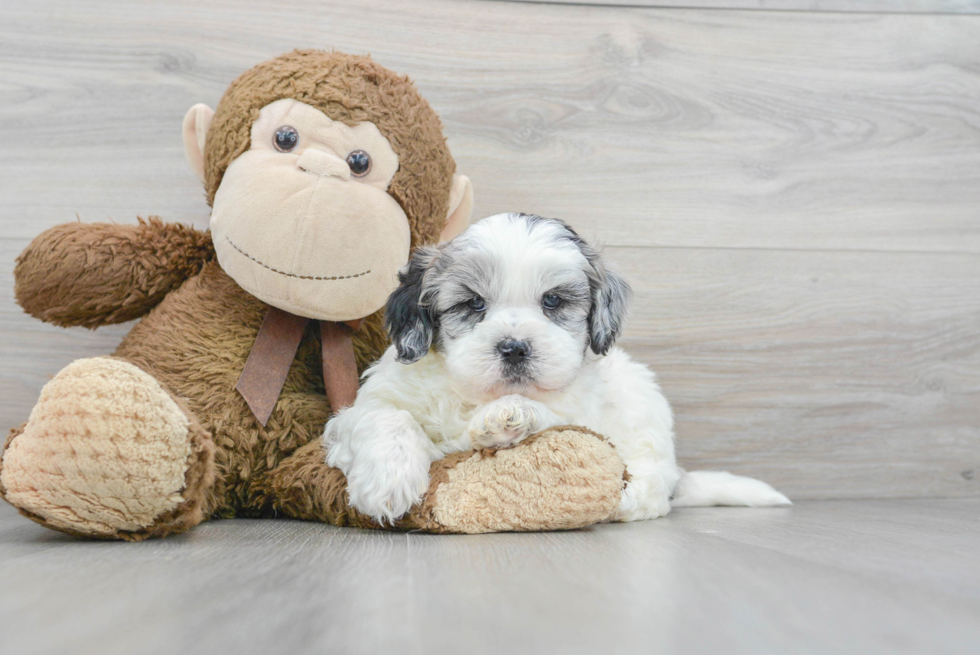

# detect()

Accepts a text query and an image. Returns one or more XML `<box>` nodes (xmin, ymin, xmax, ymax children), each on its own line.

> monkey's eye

<box><xmin>273</xmin><ymin>126</ymin><xmax>299</xmax><ymax>152</ymax></box>
<box><xmin>346</xmin><ymin>150</ymin><xmax>372</xmax><ymax>177</ymax></box>
<box><xmin>467</xmin><ymin>296</ymin><xmax>487</xmax><ymax>312</ymax></box>
<box><xmin>542</xmin><ymin>293</ymin><xmax>562</xmax><ymax>310</ymax></box>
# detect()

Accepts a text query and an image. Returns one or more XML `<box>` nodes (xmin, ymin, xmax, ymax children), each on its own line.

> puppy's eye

<box><xmin>273</xmin><ymin>126</ymin><xmax>299</xmax><ymax>152</ymax></box>
<box><xmin>542</xmin><ymin>293</ymin><xmax>562</xmax><ymax>310</ymax></box>
<box><xmin>467</xmin><ymin>296</ymin><xmax>487</xmax><ymax>312</ymax></box>
<box><xmin>346</xmin><ymin>150</ymin><xmax>372</xmax><ymax>177</ymax></box>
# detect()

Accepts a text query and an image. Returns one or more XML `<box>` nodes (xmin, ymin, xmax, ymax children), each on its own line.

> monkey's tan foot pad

<box><xmin>0</xmin><ymin>357</ymin><xmax>214</xmax><ymax>540</ymax></box>
<box><xmin>404</xmin><ymin>426</ymin><xmax>626</xmax><ymax>534</ymax></box>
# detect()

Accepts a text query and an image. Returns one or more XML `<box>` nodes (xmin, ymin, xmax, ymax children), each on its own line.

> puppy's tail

<box><xmin>671</xmin><ymin>470</ymin><xmax>791</xmax><ymax>508</ymax></box>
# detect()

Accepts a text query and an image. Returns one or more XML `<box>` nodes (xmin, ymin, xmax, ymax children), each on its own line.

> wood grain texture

<box><xmin>0</xmin><ymin>0</ymin><xmax>978</xmax><ymax>500</ymax></box>
<box><xmin>502</xmin><ymin>0</ymin><xmax>980</xmax><ymax>15</ymax></box>
<box><xmin>611</xmin><ymin>245</ymin><xmax>980</xmax><ymax>499</ymax></box>
<box><xmin>1</xmin><ymin>0</ymin><xmax>978</xmax><ymax>252</ymax></box>
<box><xmin>1</xmin><ymin>499</ymin><xmax>978</xmax><ymax>654</ymax></box>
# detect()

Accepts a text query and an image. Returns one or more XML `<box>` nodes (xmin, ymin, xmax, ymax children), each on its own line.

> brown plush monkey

<box><xmin>0</xmin><ymin>50</ymin><xmax>625</xmax><ymax>540</ymax></box>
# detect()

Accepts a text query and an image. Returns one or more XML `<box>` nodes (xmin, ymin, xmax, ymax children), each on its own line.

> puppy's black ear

<box><xmin>554</xmin><ymin>219</ymin><xmax>633</xmax><ymax>356</ymax></box>
<box><xmin>587</xmin><ymin>256</ymin><xmax>633</xmax><ymax>356</ymax></box>
<box><xmin>385</xmin><ymin>246</ymin><xmax>438</xmax><ymax>364</ymax></box>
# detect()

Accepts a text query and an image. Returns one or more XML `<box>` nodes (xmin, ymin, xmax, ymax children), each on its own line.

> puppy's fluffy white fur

<box><xmin>325</xmin><ymin>213</ymin><xmax>790</xmax><ymax>524</ymax></box>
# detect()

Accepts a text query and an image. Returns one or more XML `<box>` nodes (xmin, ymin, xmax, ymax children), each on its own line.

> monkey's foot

<box><xmin>403</xmin><ymin>426</ymin><xmax>626</xmax><ymax>533</ymax></box>
<box><xmin>0</xmin><ymin>357</ymin><xmax>214</xmax><ymax>540</ymax></box>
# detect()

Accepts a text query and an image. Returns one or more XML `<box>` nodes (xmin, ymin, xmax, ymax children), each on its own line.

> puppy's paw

<box><xmin>467</xmin><ymin>395</ymin><xmax>552</xmax><ymax>449</ymax></box>
<box><xmin>327</xmin><ymin>408</ymin><xmax>433</xmax><ymax>525</ymax></box>
<box><xmin>345</xmin><ymin>445</ymin><xmax>430</xmax><ymax>525</ymax></box>
<box><xmin>615</xmin><ymin>474</ymin><xmax>671</xmax><ymax>522</ymax></box>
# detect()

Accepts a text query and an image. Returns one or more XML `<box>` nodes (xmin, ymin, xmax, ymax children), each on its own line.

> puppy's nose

<box><xmin>497</xmin><ymin>339</ymin><xmax>531</xmax><ymax>365</ymax></box>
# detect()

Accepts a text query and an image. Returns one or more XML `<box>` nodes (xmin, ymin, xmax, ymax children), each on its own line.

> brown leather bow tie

<box><xmin>236</xmin><ymin>307</ymin><xmax>362</xmax><ymax>426</ymax></box>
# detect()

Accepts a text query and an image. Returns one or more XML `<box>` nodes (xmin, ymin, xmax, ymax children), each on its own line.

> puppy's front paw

<box><xmin>467</xmin><ymin>395</ymin><xmax>549</xmax><ymax>449</ymax></box>
<box><xmin>345</xmin><ymin>449</ymin><xmax>430</xmax><ymax>525</ymax></box>
<box><xmin>326</xmin><ymin>408</ymin><xmax>433</xmax><ymax>525</ymax></box>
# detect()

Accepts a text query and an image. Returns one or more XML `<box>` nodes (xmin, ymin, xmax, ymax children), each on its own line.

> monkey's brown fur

<box><xmin>0</xmin><ymin>51</ymin><xmax>625</xmax><ymax>539</ymax></box>
<box><xmin>15</xmin><ymin>218</ymin><xmax>215</xmax><ymax>329</ymax></box>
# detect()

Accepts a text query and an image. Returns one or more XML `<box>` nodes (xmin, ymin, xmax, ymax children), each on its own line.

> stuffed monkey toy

<box><xmin>0</xmin><ymin>50</ymin><xmax>625</xmax><ymax>540</ymax></box>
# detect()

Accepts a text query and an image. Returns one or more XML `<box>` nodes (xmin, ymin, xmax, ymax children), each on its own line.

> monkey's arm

<box><xmin>15</xmin><ymin>217</ymin><xmax>214</xmax><ymax>328</ymax></box>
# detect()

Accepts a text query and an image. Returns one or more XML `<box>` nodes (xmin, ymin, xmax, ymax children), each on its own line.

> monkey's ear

<box><xmin>385</xmin><ymin>247</ymin><xmax>439</xmax><ymax>363</ymax></box>
<box><xmin>182</xmin><ymin>104</ymin><xmax>215</xmax><ymax>184</ymax></box>
<box><xmin>439</xmin><ymin>175</ymin><xmax>474</xmax><ymax>243</ymax></box>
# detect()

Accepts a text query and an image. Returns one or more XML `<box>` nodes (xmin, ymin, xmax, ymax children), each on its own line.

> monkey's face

<box><xmin>210</xmin><ymin>99</ymin><xmax>410</xmax><ymax>321</ymax></box>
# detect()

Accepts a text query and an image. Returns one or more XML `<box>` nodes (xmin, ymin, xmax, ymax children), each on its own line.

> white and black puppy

<box><xmin>324</xmin><ymin>213</ymin><xmax>790</xmax><ymax>524</ymax></box>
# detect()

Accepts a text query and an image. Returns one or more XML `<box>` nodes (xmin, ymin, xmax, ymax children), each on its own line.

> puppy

<box><xmin>324</xmin><ymin>213</ymin><xmax>790</xmax><ymax>524</ymax></box>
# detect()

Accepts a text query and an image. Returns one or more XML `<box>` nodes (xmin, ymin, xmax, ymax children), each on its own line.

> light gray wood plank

<box><xmin>501</xmin><ymin>0</ymin><xmax>980</xmax><ymax>15</ymax></box>
<box><xmin>1</xmin><ymin>499</ymin><xmax>978</xmax><ymax>655</ymax></box>
<box><xmin>0</xmin><ymin>0</ymin><xmax>978</xmax><ymax>253</ymax></box>
<box><xmin>610</xmin><ymin>245</ymin><xmax>980</xmax><ymax>500</ymax></box>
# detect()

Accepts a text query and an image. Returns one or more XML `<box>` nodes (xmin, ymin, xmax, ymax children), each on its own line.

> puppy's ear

<box><xmin>587</xmin><ymin>257</ymin><xmax>633</xmax><ymax>356</ymax></box>
<box><xmin>385</xmin><ymin>247</ymin><xmax>438</xmax><ymax>364</ymax></box>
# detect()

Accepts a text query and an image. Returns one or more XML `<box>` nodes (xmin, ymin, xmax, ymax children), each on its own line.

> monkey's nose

<box><xmin>497</xmin><ymin>339</ymin><xmax>531</xmax><ymax>365</ymax></box>
<box><xmin>297</xmin><ymin>148</ymin><xmax>351</xmax><ymax>180</ymax></box>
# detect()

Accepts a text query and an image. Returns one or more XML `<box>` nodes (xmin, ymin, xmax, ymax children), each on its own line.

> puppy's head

<box><xmin>385</xmin><ymin>213</ymin><xmax>632</xmax><ymax>397</ymax></box>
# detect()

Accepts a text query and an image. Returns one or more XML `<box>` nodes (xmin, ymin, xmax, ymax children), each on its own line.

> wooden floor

<box><xmin>1</xmin><ymin>499</ymin><xmax>977</xmax><ymax>654</ymax></box>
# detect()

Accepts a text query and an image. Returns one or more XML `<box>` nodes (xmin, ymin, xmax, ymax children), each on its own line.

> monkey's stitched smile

<box><xmin>225</xmin><ymin>237</ymin><xmax>371</xmax><ymax>281</ymax></box>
